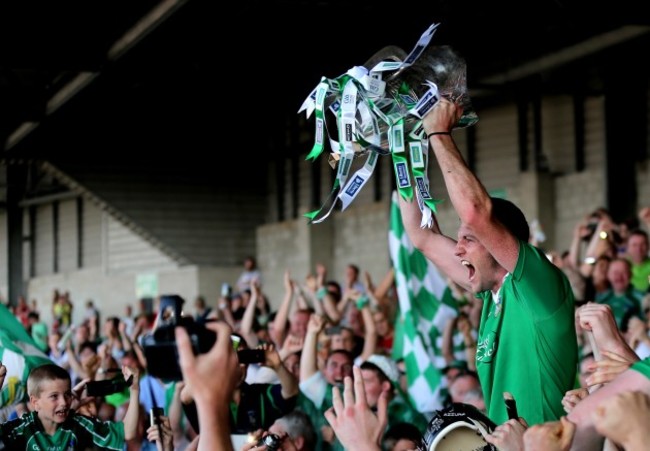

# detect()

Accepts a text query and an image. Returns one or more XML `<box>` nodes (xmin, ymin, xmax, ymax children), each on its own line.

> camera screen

<box><xmin>237</xmin><ymin>349</ymin><xmax>265</xmax><ymax>364</ymax></box>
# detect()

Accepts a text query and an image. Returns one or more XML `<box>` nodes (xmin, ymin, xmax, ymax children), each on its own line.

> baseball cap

<box><xmin>365</xmin><ymin>354</ymin><xmax>400</xmax><ymax>384</ymax></box>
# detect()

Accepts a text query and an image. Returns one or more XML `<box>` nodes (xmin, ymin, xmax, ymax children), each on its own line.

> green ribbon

<box><xmin>305</xmin><ymin>79</ymin><xmax>330</xmax><ymax>161</ymax></box>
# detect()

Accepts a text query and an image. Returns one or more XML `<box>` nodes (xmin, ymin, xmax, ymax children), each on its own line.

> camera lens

<box><xmin>257</xmin><ymin>433</ymin><xmax>282</xmax><ymax>450</ymax></box>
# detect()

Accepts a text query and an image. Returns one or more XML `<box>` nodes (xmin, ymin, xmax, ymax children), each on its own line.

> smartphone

<box><xmin>237</xmin><ymin>348</ymin><xmax>265</xmax><ymax>364</ymax></box>
<box><xmin>231</xmin><ymin>334</ymin><xmax>241</xmax><ymax>350</ymax></box>
<box><xmin>325</xmin><ymin>326</ymin><xmax>342</xmax><ymax>336</ymax></box>
<box><xmin>503</xmin><ymin>392</ymin><xmax>518</xmax><ymax>420</ymax></box>
<box><xmin>149</xmin><ymin>407</ymin><xmax>164</xmax><ymax>427</ymax></box>
<box><xmin>221</xmin><ymin>283</ymin><xmax>231</xmax><ymax>297</ymax></box>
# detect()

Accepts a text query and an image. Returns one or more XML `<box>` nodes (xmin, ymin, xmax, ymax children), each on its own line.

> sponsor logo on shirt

<box><xmin>476</xmin><ymin>331</ymin><xmax>498</xmax><ymax>363</ymax></box>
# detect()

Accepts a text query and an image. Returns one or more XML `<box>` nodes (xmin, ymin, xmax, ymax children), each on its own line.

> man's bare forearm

<box><xmin>123</xmin><ymin>385</ymin><xmax>140</xmax><ymax>441</ymax></box>
<box><xmin>429</xmin><ymin>134</ymin><xmax>491</xmax><ymax>228</ymax></box>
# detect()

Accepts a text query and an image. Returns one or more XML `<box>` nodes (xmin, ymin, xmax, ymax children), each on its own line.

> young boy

<box><xmin>0</xmin><ymin>363</ymin><xmax>140</xmax><ymax>450</ymax></box>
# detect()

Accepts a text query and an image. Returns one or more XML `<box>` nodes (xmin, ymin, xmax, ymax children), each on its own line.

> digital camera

<box><xmin>139</xmin><ymin>294</ymin><xmax>217</xmax><ymax>382</ymax></box>
<box><xmin>86</xmin><ymin>373</ymin><xmax>133</xmax><ymax>397</ymax></box>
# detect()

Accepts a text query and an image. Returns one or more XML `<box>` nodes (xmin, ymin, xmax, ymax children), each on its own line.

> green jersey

<box><xmin>476</xmin><ymin>241</ymin><xmax>577</xmax><ymax>426</ymax></box>
<box><xmin>595</xmin><ymin>287</ymin><xmax>644</xmax><ymax>329</ymax></box>
<box><xmin>0</xmin><ymin>410</ymin><xmax>124</xmax><ymax>450</ymax></box>
<box><xmin>630</xmin><ymin>259</ymin><xmax>650</xmax><ymax>292</ymax></box>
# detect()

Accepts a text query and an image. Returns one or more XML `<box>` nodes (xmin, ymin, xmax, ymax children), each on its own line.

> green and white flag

<box><xmin>389</xmin><ymin>191</ymin><xmax>457</xmax><ymax>413</ymax></box>
<box><xmin>0</xmin><ymin>304</ymin><xmax>52</xmax><ymax>406</ymax></box>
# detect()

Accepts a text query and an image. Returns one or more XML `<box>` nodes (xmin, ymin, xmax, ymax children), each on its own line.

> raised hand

<box><xmin>146</xmin><ymin>416</ymin><xmax>174</xmax><ymax>451</ymax></box>
<box><xmin>485</xmin><ymin>417</ymin><xmax>528</xmax><ymax>451</ymax></box>
<box><xmin>306</xmin><ymin>314</ymin><xmax>326</xmax><ymax>336</ymax></box>
<box><xmin>523</xmin><ymin>416</ymin><xmax>575</xmax><ymax>451</ymax></box>
<box><xmin>175</xmin><ymin>321</ymin><xmax>239</xmax><ymax>406</ymax></box>
<box><xmin>592</xmin><ymin>390</ymin><xmax>650</xmax><ymax>450</ymax></box>
<box><xmin>324</xmin><ymin>366</ymin><xmax>387</xmax><ymax>451</ymax></box>
<box><xmin>561</xmin><ymin>387</ymin><xmax>589</xmax><ymax>414</ymax></box>
<box><xmin>585</xmin><ymin>350</ymin><xmax>635</xmax><ymax>387</ymax></box>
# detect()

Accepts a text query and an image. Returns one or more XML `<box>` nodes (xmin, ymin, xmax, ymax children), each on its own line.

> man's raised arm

<box><xmin>423</xmin><ymin>99</ymin><xmax>519</xmax><ymax>273</ymax></box>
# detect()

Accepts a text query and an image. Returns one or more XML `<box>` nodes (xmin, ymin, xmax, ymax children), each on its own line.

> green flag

<box><xmin>0</xmin><ymin>304</ymin><xmax>52</xmax><ymax>406</ymax></box>
<box><xmin>389</xmin><ymin>191</ymin><xmax>457</xmax><ymax>413</ymax></box>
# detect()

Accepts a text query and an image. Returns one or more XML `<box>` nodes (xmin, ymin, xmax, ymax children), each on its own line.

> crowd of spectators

<box><xmin>1</xmin><ymin>203</ymin><xmax>650</xmax><ymax>450</ymax></box>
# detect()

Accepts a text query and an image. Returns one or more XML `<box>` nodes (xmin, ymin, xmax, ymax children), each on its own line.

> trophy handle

<box><xmin>363</xmin><ymin>45</ymin><xmax>408</xmax><ymax>72</ymax></box>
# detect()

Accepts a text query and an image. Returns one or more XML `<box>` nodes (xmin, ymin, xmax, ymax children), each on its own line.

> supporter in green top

<box><xmin>0</xmin><ymin>363</ymin><xmax>140</xmax><ymax>450</ymax></box>
<box><xmin>596</xmin><ymin>258</ymin><xmax>645</xmax><ymax>328</ymax></box>
<box><xmin>626</xmin><ymin>228</ymin><xmax>650</xmax><ymax>292</ymax></box>
<box><xmin>359</xmin><ymin>355</ymin><xmax>428</xmax><ymax>432</ymax></box>
<box><xmin>27</xmin><ymin>311</ymin><xmax>49</xmax><ymax>354</ymax></box>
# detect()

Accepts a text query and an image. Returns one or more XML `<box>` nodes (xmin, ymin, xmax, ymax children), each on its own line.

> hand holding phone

<box><xmin>149</xmin><ymin>407</ymin><xmax>164</xmax><ymax>427</ymax></box>
<box><xmin>221</xmin><ymin>283</ymin><xmax>231</xmax><ymax>297</ymax></box>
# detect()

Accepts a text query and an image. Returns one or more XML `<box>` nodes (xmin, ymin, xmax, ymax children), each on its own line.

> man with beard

<box><xmin>398</xmin><ymin>99</ymin><xmax>577</xmax><ymax>425</ymax></box>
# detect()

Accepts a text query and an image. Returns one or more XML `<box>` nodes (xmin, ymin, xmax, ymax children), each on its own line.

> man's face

<box><xmin>592</xmin><ymin>258</ymin><xmax>610</xmax><ymax>282</ymax></box>
<box><xmin>75</xmin><ymin>325</ymin><xmax>89</xmax><ymax>343</ymax></box>
<box><xmin>345</xmin><ymin>266</ymin><xmax>359</xmax><ymax>284</ymax></box>
<box><xmin>79</xmin><ymin>346</ymin><xmax>97</xmax><ymax>367</ymax></box>
<box><xmin>373</xmin><ymin>311</ymin><xmax>391</xmax><ymax>336</ymax></box>
<box><xmin>31</xmin><ymin>379</ymin><xmax>73</xmax><ymax>426</ymax></box>
<box><xmin>607</xmin><ymin>260</ymin><xmax>631</xmax><ymax>293</ymax></box>
<box><xmin>102</xmin><ymin>319</ymin><xmax>116</xmax><ymax>336</ymax></box>
<box><xmin>455</xmin><ymin>224</ymin><xmax>500</xmax><ymax>293</ymax></box>
<box><xmin>360</xmin><ymin>369</ymin><xmax>389</xmax><ymax>408</ymax></box>
<box><xmin>449</xmin><ymin>374</ymin><xmax>480</xmax><ymax>403</ymax></box>
<box><xmin>324</xmin><ymin>353</ymin><xmax>353</xmax><ymax>385</ymax></box>
<box><xmin>627</xmin><ymin>234</ymin><xmax>648</xmax><ymax>264</ymax></box>
<box><xmin>330</xmin><ymin>329</ymin><xmax>355</xmax><ymax>352</ymax></box>
<box><xmin>290</xmin><ymin>311</ymin><xmax>310</xmax><ymax>338</ymax></box>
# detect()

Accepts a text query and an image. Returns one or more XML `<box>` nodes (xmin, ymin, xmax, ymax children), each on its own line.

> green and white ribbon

<box><xmin>305</xmin><ymin>79</ymin><xmax>331</xmax><ymax>161</ymax></box>
<box><xmin>338</xmin><ymin>151</ymin><xmax>380</xmax><ymax>210</ymax></box>
<box><xmin>300</xmin><ymin>22</ymin><xmax>445</xmax><ymax>223</ymax></box>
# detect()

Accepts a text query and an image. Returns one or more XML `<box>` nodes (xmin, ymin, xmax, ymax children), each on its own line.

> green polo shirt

<box><xmin>476</xmin><ymin>241</ymin><xmax>577</xmax><ymax>426</ymax></box>
<box><xmin>631</xmin><ymin>259</ymin><xmax>650</xmax><ymax>292</ymax></box>
<box><xmin>595</xmin><ymin>287</ymin><xmax>644</xmax><ymax>329</ymax></box>
<box><xmin>0</xmin><ymin>410</ymin><xmax>124</xmax><ymax>450</ymax></box>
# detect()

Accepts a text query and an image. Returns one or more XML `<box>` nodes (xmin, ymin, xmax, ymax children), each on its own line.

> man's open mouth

<box><xmin>461</xmin><ymin>260</ymin><xmax>475</xmax><ymax>280</ymax></box>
